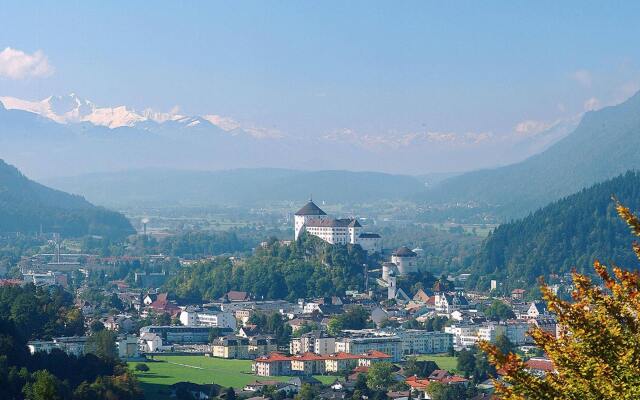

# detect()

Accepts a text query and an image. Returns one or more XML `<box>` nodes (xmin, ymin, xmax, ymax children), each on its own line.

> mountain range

<box><xmin>0</xmin><ymin>93</ymin><xmax>576</xmax><ymax>179</ymax></box>
<box><xmin>0</xmin><ymin>159</ymin><xmax>134</xmax><ymax>238</ymax></box>
<box><xmin>45</xmin><ymin>168</ymin><xmax>426</xmax><ymax>207</ymax></box>
<box><xmin>423</xmin><ymin>91</ymin><xmax>640</xmax><ymax>218</ymax></box>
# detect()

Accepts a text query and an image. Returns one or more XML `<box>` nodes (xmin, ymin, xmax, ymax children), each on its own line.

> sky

<box><xmin>2</xmin><ymin>1</ymin><xmax>640</xmax><ymax>172</ymax></box>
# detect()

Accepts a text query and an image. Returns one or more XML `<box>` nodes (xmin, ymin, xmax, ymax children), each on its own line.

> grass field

<box><xmin>415</xmin><ymin>354</ymin><xmax>458</xmax><ymax>372</ymax></box>
<box><xmin>129</xmin><ymin>355</ymin><xmax>338</xmax><ymax>399</ymax></box>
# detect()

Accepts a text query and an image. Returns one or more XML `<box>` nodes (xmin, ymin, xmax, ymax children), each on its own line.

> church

<box><xmin>293</xmin><ymin>199</ymin><xmax>382</xmax><ymax>253</ymax></box>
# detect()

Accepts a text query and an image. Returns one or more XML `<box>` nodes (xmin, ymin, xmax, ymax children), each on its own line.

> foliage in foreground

<box><xmin>480</xmin><ymin>200</ymin><xmax>640</xmax><ymax>399</ymax></box>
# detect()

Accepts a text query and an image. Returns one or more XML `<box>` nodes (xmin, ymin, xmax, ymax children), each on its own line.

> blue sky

<box><xmin>2</xmin><ymin>1</ymin><xmax>640</xmax><ymax>152</ymax></box>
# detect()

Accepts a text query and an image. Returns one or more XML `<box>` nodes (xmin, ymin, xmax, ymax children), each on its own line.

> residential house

<box><xmin>212</xmin><ymin>336</ymin><xmax>250</xmax><ymax>359</ymax></box>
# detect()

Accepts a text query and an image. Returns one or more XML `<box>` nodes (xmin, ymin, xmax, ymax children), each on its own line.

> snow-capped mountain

<box><xmin>0</xmin><ymin>93</ymin><xmax>245</xmax><ymax>133</ymax></box>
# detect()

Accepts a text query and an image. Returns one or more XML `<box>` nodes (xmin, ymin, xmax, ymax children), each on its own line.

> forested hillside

<box><xmin>0</xmin><ymin>160</ymin><xmax>134</xmax><ymax>238</ymax></box>
<box><xmin>424</xmin><ymin>91</ymin><xmax>640</xmax><ymax>218</ymax></box>
<box><xmin>468</xmin><ymin>171</ymin><xmax>640</xmax><ymax>291</ymax></box>
<box><xmin>164</xmin><ymin>234</ymin><xmax>371</xmax><ymax>301</ymax></box>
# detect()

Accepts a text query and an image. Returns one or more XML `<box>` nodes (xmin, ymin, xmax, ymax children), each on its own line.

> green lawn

<box><xmin>129</xmin><ymin>355</ymin><xmax>338</xmax><ymax>398</ymax></box>
<box><xmin>414</xmin><ymin>354</ymin><xmax>458</xmax><ymax>372</ymax></box>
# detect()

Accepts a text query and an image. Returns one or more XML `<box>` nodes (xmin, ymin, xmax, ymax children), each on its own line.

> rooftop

<box><xmin>295</xmin><ymin>201</ymin><xmax>327</xmax><ymax>216</ymax></box>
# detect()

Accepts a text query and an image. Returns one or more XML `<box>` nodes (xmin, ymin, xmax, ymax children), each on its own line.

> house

<box><xmin>324</xmin><ymin>352</ymin><xmax>361</xmax><ymax>373</ymax></box>
<box><xmin>525</xmin><ymin>358</ymin><xmax>555</xmax><ymax>376</ymax></box>
<box><xmin>413</xmin><ymin>289</ymin><xmax>430</xmax><ymax>303</ymax></box>
<box><xmin>139</xmin><ymin>332</ymin><xmax>164</xmax><ymax>352</ymax></box>
<box><xmin>357</xmin><ymin>350</ymin><xmax>393</xmax><ymax>367</ymax></box>
<box><xmin>290</xmin><ymin>352</ymin><xmax>327</xmax><ymax>375</ymax></box>
<box><xmin>222</xmin><ymin>291</ymin><xmax>251</xmax><ymax>302</ymax></box>
<box><xmin>253</xmin><ymin>352</ymin><xmax>292</xmax><ymax>377</ymax></box>
<box><xmin>212</xmin><ymin>336</ymin><xmax>250</xmax><ymax>359</ymax></box>
<box><xmin>103</xmin><ymin>314</ymin><xmax>135</xmax><ymax>333</ymax></box>
<box><xmin>290</xmin><ymin>331</ymin><xmax>335</xmax><ymax>355</ymax></box>
<box><xmin>249</xmin><ymin>336</ymin><xmax>278</xmax><ymax>357</ymax></box>
<box><xmin>527</xmin><ymin>301</ymin><xmax>549</xmax><ymax>318</ymax></box>
<box><xmin>434</xmin><ymin>292</ymin><xmax>469</xmax><ymax>315</ymax></box>
<box><xmin>170</xmin><ymin>382</ymin><xmax>219</xmax><ymax>400</ymax></box>
<box><xmin>117</xmin><ymin>335</ymin><xmax>140</xmax><ymax>359</ymax></box>
<box><xmin>511</xmin><ymin>289</ymin><xmax>526</xmax><ymax>300</ymax></box>
<box><xmin>148</xmin><ymin>293</ymin><xmax>181</xmax><ymax>316</ymax></box>
<box><xmin>239</xmin><ymin>324</ymin><xmax>262</xmax><ymax>338</ymax></box>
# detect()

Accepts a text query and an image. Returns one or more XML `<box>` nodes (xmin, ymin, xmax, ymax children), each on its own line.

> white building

<box><xmin>290</xmin><ymin>331</ymin><xmax>336</xmax><ymax>355</ymax></box>
<box><xmin>434</xmin><ymin>292</ymin><xmax>469</xmax><ymax>315</ymax></box>
<box><xmin>117</xmin><ymin>335</ymin><xmax>140</xmax><ymax>359</ymax></box>
<box><xmin>390</xmin><ymin>247</ymin><xmax>418</xmax><ymax>275</ymax></box>
<box><xmin>293</xmin><ymin>200</ymin><xmax>381</xmax><ymax>253</ymax></box>
<box><xmin>179</xmin><ymin>309</ymin><xmax>237</xmax><ymax>330</ymax></box>
<box><xmin>28</xmin><ymin>336</ymin><xmax>88</xmax><ymax>356</ymax></box>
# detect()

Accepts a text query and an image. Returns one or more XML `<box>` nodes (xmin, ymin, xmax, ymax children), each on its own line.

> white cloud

<box><xmin>514</xmin><ymin>120</ymin><xmax>552</xmax><ymax>136</ymax></box>
<box><xmin>572</xmin><ymin>69</ymin><xmax>592</xmax><ymax>87</ymax></box>
<box><xmin>583</xmin><ymin>97</ymin><xmax>600</xmax><ymax>111</ymax></box>
<box><xmin>0</xmin><ymin>47</ymin><xmax>53</xmax><ymax>79</ymax></box>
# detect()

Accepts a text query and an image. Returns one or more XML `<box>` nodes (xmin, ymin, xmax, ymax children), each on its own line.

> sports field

<box><xmin>129</xmin><ymin>355</ymin><xmax>337</xmax><ymax>399</ymax></box>
<box><xmin>414</xmin><ymin>354</ymin><xmax>458</xmax><ymax>372</ymax></box>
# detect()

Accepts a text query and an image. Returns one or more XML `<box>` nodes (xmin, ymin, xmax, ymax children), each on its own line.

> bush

<box><xmin>134</xmin><ymin>363</ymin><xmax>149</xmax><ymax>372</ymax></box>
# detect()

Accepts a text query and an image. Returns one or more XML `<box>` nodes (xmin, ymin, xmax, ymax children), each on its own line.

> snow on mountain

<box><xmin>0</xmin><ymin>94</ymin><xmax>248</xmax><ymax>132</ymax></box>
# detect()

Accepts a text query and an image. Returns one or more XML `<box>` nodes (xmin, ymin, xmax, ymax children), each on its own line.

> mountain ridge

<box><xmin>423</xmin><ymin>90</ymin><xmax>640</xmax><ymax>218</ymax></box>
<box><xmin>0</xmin><ymin>159</ymin><xmax>134</xmax><ymax>238</ymax></box>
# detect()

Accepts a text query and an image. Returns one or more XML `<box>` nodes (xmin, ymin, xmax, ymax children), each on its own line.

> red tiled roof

<box><xmin>227</xmin><ymin>290</ymin><xmax>250</xmax><ymax>301</ymax></box>
<box><xmin>360</xmin><ymin>350</ymin><xmax>392</xmax><ymax>359</ymax></box>
<box><xmin>525</xmin><ymin>358</ymin><xmax>554</xmax><ymax>372</ymax></box>
<box><xmin>326</xmin><ymin>352</ymin><xmax>360</xmax><ymax>360</ymax></box>
<box><xmin>255</xmin><ymin>352</ymin><xmax>291</xmax><ymax>363</ymax></box>
<box><xmin>292</xmin><ymin>352</ymin><xmax>326</xmax><ymax>361</ymax></box>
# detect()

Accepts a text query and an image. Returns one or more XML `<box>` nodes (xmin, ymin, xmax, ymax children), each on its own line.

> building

<box><xmin>212</xmin><ymin>336</ymin><xmax>250</xmax><ymax>359</ymax></box>
<box><xmin>394</xmin><ymin>330</ymin><xmax>453</xmax><ymax>355</ymax></box>
<box><xmin>323</xmin><ymin>352</ymin><xmax>361</xmax><ymax>373</ymax></box>
<box><xmin>335</xmin><ymin>335</ymin><xmax>402</xmax><ymax>362</ymax></box>
<box><xmin>293</xmin><ymin>200</ymin><xmax>381</xmax><ymax>253</ymax></box>
<box><xmin>434</xmin><ymin>292</ymin><xmax>469</xmax><ymax>315</ymax></box>
<box><xmin>254</xmin><ymin>352</ymin><xmax>293</xmax><ymax>377</ymax></box>
<box><xmin>253</xmin><ymin>351</ymin><xmax>392</xmax><ymax>377</ymax></box>
<box><xmin>290</xmin><ymin>331</ymin><xmax>336</xmax><ymax>355</ymax></box>
<box><xmin>527</xmin><ymin>301</ymin><xmax>549</xmax><ymax>319</ymax></box>
<box><xmin>28</xmin><ymin>336</ymin><xmax>89</xmax><ymax>356</ymax></box>
<box><xmin>139</xmin><ymin>326</ymin><xmax>213</xmax><ymax>344</ymax></box>
<box><xmin>249</xmin><ymin>336</ymin><xmax>278</xmax><ymax>357</ymax></box>
<box><xmin>117</xmin><ymin>335</ymin><xmax>140</xmax><ymax>359</ymax></box>
<box><xmin>179</xmin><ymin>309</ymin><xmax>237</xmax><ymax>330</ymax></box>
<box><xmin>290</xmin><ymin>352</ymin><xmax>327</xmax><ymax>375</ymax></box>
<box><xmin>390</xmin><ymin>247</ymin><xmax>418</xmax><ymax>275</ymax></box>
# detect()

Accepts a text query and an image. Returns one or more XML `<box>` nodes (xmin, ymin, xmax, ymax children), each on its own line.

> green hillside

<box><xmin>424</xmin><ymin>91</ymin><xmax>640</xmax><ymax>218</ymax></box>
<box><xmin>468</xmin><ymin>171</ymin><xmax>640</xmax><ymax>291</ymax></box>
<box><xmin>0</xmin><ymin>159</ymin><xmax>134</xmax><ymax>238</ymax></box>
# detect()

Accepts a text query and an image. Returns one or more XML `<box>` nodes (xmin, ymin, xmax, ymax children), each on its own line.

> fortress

<box><xmin>293</xmin><ymin>199</ymin><xmax>382</xmax><ymax>253</ymax></box>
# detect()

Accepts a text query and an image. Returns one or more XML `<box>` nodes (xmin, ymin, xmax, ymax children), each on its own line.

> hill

<box><xmin>468</xmin><ymin>171</ymin><xmax>640</xmax><ymax>291</ymax></box>
<box><xmin>45</xmin><ymin>168</ymin><xmax>424</xmax><ymax>207</ymax></box>
<box><xmin>424</xmin><ymin>91</ymin><xmax>640</xmax><ymax>218</ymax></box>
<box><xmin>0</xmin><ymin>159</ymin><xmax>134</xmax><ymax>238</ymax></box>
<box><xmin>164</xmin><ymin>234</ymin><xmax>436</xmax><ymax>302</ymax></box>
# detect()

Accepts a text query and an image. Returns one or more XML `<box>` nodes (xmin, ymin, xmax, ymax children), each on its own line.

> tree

<box><xmin>404</xmin><ymin>358</ymin><xmax>439</xmax><ymax>378</ymax></box>
<box><xmin>479</xmin><ymin>200</ymin><xmax>640</xmax><ymax>399</ymax></box>
<box><xmin>294</xmin><ymin>384</ymin><xmax>316</xmax><ymax>400</ymax></box>
<box><xmin>426</xmin><ymin>381</ymin><xmax>468</xmax><ymax>400</ymax></box>
<box><xmin>90</xmin><ymin>320</ymin><xmax>105</xmax><ymax>333</ymax></box>
<box><xmin>483</xmin><ymin>300</ymin><xmax>516</xmax><ymax>321</ymax></box>
<box><xmin>494</xmin><ymin>334</ymin><xmax>515</xmax><ymax>356</ymax></box>
<box><xmin>366</xmin><ymin>361</ymin><xmax>395</xmax><ymax>391</ymax></box>
<box><xmin>23</xmin><ymin>370</ymin><xmax>65</xmax><ymax>400</ymax></box>
<box><xmin>86</xmin><ymin>330</ymin><xmax>117</xmax><ymax>361</ymax></box>
<box><xmin>225</xmin><ymin>387</ymin><xmax>236</xmax><ymax>400</ymax></box>
<box><xmin>456</xmin><ymin>349</ymin><xmax>476</xmax><ymax>378</ymax></box>
<box><xmin>134</xmin><ymin>363</ymin><xmax>149</xmax><ymax>372</ymax></box>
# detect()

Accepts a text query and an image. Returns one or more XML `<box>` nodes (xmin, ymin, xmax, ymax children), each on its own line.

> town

<box><xmin>5</xmin><ymin>199</ymin><xmax>563</xmax><ymax>400</ymax></box>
